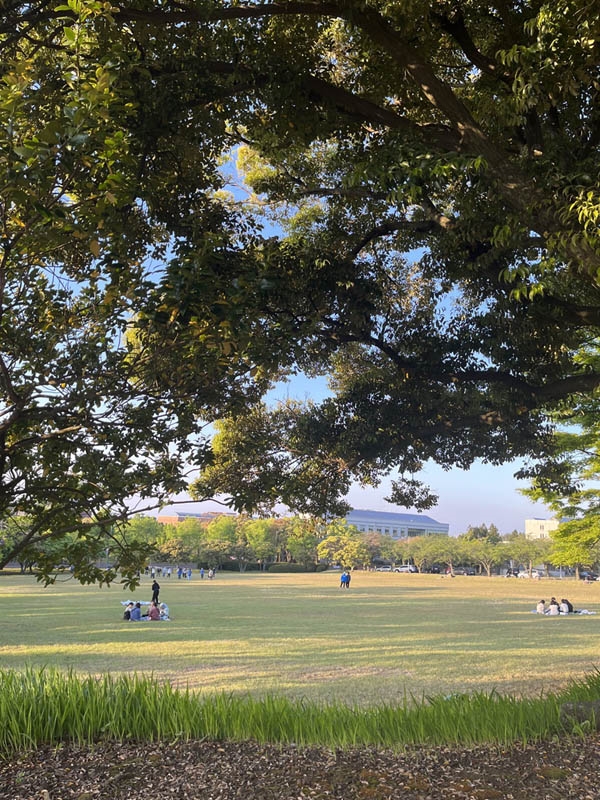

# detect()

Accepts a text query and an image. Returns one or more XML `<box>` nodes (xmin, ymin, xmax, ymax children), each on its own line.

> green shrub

<box><xmin>268</xmin><ymin>563</ymin><xmax>316</xmax><ymax>573</ymax></box>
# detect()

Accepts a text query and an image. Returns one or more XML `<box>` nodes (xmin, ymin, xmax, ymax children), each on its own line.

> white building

<box><xmin>524</xmin><ymin>518</ymin><xmax>560</xmax><ymax>540</ymax></box>
<box><xmin>345</xmin><ymin>509</ymin><xmax>449</xmax><ymax>539</ymax></box>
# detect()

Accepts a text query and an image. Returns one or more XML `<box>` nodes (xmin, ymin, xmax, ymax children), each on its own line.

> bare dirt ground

<box><xmin>1</xmin><ymin>735</ymin><xmax>599</xmax><ymax>800</ymax></box>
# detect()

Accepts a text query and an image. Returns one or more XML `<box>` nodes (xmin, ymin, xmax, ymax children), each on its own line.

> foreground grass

<box><xmin>1</xmin><ymin>667</ymin><xmax>599</xmax><ymax>754</ymax></box>
<box><xmin>1</xmin><ymin>570</ymin><xmax>599</xmax><ymax>705</ymax></box>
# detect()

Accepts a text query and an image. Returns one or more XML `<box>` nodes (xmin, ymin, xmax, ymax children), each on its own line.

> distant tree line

<box><xmin>5</xmin><ymin>514</ymin><xmax>597</xmax><ymax>580</ymax></box>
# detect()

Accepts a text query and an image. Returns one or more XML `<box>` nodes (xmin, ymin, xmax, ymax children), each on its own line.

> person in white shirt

<box><xmin>547</xmin><ymin>599</ymin><xmax>560</xmax><ymax>616</ymax></box>
<box><xmin>536</xmin><ymin>600</ymin><xmax>546</xmax><ymax>614</ymax></box>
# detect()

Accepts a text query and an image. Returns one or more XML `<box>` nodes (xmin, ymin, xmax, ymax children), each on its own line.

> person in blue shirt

<box><xmin>130</xmin><ymin>602</ymin><xmax>142</xmax><ymax>621</ymax></box>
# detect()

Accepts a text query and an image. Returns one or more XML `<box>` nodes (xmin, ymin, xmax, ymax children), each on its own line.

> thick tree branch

<box><xmin>432</xmin><ymin>8</ymin><xmax>509</xmax><ymax>83</ymax></box>
<box><xmin>320</xmin><ymin>322</ymin><xmax>600</xmax><ymax>408</ymax></box>
<box><xmin>199</xmin><ymin>60</ymin><xmax>461</xmax><ymax>151</ymax></box>
<box><xmin>349</xmin><ymin>219</ymin><xmax>441</xmax><ymax>259</ymax></box>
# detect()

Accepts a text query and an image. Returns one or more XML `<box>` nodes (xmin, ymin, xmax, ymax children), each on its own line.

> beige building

<box><xmin>525</xmin><ymin>518</ymin><xmax>560</xmax><ymax>540</ymax></box>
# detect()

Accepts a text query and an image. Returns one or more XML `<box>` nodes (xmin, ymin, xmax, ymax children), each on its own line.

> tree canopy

<box><xmin>2</xmin><ymin>0</ymin><xmax>600</xmax><ymax>579</ymax></box>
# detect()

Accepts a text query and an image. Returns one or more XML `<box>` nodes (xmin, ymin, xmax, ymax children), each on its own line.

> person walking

<box><xmin>151</xmin><ymin>579</ymin><xmax>160</xmax><ymax>603</ymax></box>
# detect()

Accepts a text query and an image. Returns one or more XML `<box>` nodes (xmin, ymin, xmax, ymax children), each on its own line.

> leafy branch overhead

<box><xmin>1</xmin><ymin>1</ymin><xmax>600</xmax><ymax>574</ymax></box>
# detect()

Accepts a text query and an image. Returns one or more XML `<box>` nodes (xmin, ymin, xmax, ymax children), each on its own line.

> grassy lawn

<box><xmin>1</xmin><ymin>570</ymin><xmax>599</xmax><ymax>706</ymax></box>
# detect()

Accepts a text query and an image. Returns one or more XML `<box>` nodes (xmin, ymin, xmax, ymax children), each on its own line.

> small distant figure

<box><xmin>208</xmin><ymin>568</ymin><xmax>214</xmax><ymax>579</ymax></box>
<box><xmin>130</xmin><ymin>602</ymin><xmax>142</xmax><ymax>621</ymax></box>
<box><xmin>186</xmin><ymin>567</ymin><xmax>192</xmax><ymax>580</ymax></box>
<box><xmin>536</xmin><ymin>600</ymin><xmax>546</xmax><ymax>614</ymax></box>
<box><xmin>167</xmin><ymin>567</ymin><xmax>172</xmax><ymax>578</ymax></box>
<box><xmin>177</xmin><ymin>566</ymin><xmax>183</xmax><ymax>579</ymax></box>
<box><xmin>547</xmin><ymin>597</ymin><xmax>560</xmax><ymax>616</ymax></box>
<box><xmin>200</xmin><ymin>568</ymin><xmax>205</xmax><ymax>580</ymax></box>
<box><xmin>560</xmin><ymin>598</ymin><xmax>574</xmax><ymax>614</ymax></box>
<box><xmin>340</xmin><ymin>570</ymin><xmax>351</xmax><ymax>589</ymax></box>
<box><xmin>151</xmin><ymin>579</ymin><xmax>160</xmax><ymax>603</ymax></box>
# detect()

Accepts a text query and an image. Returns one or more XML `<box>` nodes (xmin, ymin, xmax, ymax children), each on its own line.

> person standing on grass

<box><xmin>151</xmin><ymin>579</ymin><xmax>160</xmax><ymax>603</ymax></box>
<box><xmin>340</xmin><ymin>570</ymin><xmax>347</xmax><ymax>589</ymax></box>
<box><xmin>345</xmin><ymin>570</ymin><xmax>351</xmax><ymax>589</ymax></box>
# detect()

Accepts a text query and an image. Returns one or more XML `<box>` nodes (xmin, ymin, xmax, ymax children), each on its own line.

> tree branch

<box><xmin>431</xmin><ymin>8</ymin><xmax>509</xmax><ymax>83</ymax></box>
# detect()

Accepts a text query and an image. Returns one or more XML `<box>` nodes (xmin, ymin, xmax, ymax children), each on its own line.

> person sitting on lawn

<box><xmin>147</xmin><ymin>601</ymin><xmax>160</xmax><ymax>621</ymax></box>
<box><xmin>130</xmin><ymin>602</ymin><xmax>142</xmax><ymax>621</ymax></box>
<box><xmin>560</xmin><ymin>598</ymin><xmax>574</xmax><ymax>614</ymax></box>
<box><xmin>536</xmin><ymin>600</ymin><xmax>546</xmax><ymax>614</ymax></box>
<box><xmin>159</xmin><ymin>602</ymin><xmax>170</xmax><ymax>620</ymax></box>
<box><xmin>547</xmin><ymin>597</ymin><xmax>560</xmax><ymax>615</ymax></box>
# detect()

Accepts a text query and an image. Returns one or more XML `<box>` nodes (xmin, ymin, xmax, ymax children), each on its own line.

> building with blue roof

<box><xmin>345</xmin><ymin>509</ymin><xmax>449</xmax><ymax>538</ymax></box>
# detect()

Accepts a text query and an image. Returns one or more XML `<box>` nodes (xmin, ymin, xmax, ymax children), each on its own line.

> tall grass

<box><xmin>1</xmin><ymin>667</ymin><xmax>599</xmax><ymax>755</ymax></box>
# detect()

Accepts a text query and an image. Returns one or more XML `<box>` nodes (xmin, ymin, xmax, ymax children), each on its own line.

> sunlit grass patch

<box><xmin>0</xmin><ymin>571</ymin><xmax>598</xmax><ymax>705</ymax></box>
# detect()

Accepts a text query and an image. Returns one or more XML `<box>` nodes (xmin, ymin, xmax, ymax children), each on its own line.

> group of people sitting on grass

<box><xmin>122</xmin><ymin>600</ymin><xmax>170</xmax><ymax>621</ymax></box>
<box><xmin>536</xmin><ymin>597</ymin><xmax>573</xmax><ymax>615</ymax></box>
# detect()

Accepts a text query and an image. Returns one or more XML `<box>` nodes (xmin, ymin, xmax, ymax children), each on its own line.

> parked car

<box><xmin>394</xmin><ymin>565</ymin><xmax>418</xmax><ymax>573</ymax></box>
<box><xmin>517</xmin><ymin>569</ymin><xmax>540</xmax><ymax>578</ymax></box>
<box><xmin>454</xmin><ymin>567</ymin><xmax>476</xmax><ymax>576</ymax></box>
<box><xmin>579</xmin><ymin>571</ymin><xmax>599</xmax><ymax>581</ymax></box>
<box><xmin>375</xmin><ymin>565</ymin><xmax>392</xmax><ymax>572</ymax></box>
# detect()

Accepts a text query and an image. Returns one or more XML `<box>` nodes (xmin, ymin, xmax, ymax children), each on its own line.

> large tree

<box><xmin>179</xmin><ymin>0</ymin><xmax>600</xmax><ymax>514</ymax></box>
<box><xmin>3</xmin><ymin>1</ymin><xmax>600</xmax><ymax>574</ymax></box>
<box><xmin>0</xmin><ymin>0</ymin><xmax>273</xmax><ymax>582</ymax></box>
